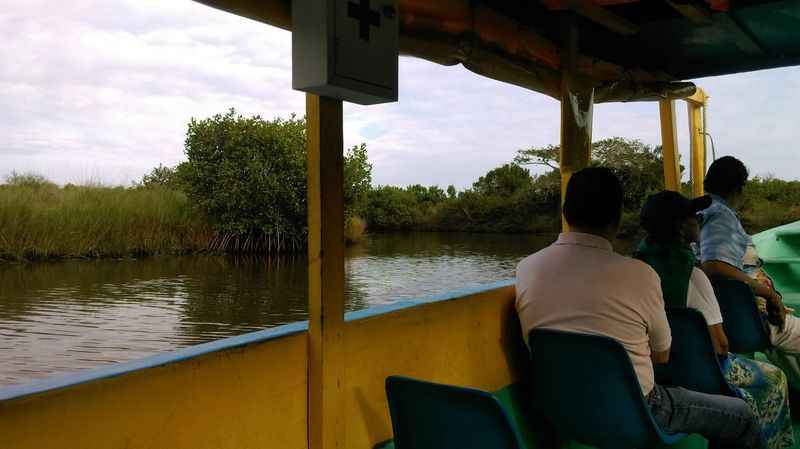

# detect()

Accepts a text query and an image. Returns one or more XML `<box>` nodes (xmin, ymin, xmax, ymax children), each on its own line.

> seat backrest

<box><xmin>663</xmin><ymin>308</ymin><xmax>737</xmax><ymax>397</ymax></box>
<box><xmin>529</xmin><ymin>328</ymin><xmax>669</xmax><ymax>449</ymax></box>
<box><xmin>710</xmin><ymin>277</ymin><xmax>770</xmax><ymax>353</ymax></box>
<box><xmin>385</xmin><ymin>376</ymin><xmax>525</xmax><ymax>449</ymax></box>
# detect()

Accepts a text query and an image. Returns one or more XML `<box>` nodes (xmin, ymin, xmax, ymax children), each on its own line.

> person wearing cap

<box><xmin>516</xmin><ymin>167</ymin><xmax>764</xmax><ymax>449</ymax></box>
<box><xmin>698</xmin><ymin>156</ymin><xmax>800</xmax><ymax>391</ymax></box>
<box><xmin>637</xmin><ymin>190</ymin><xmax>793</xmax><ymax>449</ymax></box>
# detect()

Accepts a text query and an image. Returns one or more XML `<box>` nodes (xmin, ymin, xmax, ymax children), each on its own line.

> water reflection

<box><xmin>0</xmin><ymin>232</ymin><xmax>568</xmax><ymax>386</ymax></box>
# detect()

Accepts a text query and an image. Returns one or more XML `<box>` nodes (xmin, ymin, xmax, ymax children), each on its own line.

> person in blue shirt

<box><xmin>698</xmin><ymin>156</ymin><xmax>800</xmax><ymax>391</ymax></box>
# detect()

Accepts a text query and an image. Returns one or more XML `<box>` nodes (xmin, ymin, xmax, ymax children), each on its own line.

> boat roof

<box><xmin>195</xmin><ymin>0</ymin><xmax>800</xmax><ymax>101</ymax></box>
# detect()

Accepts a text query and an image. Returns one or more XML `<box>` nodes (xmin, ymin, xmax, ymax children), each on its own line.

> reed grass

<box><xmin>345</xmin><ymin>215</ymin><xmax>367</xmax><ymax>244</ymax></box>
<box><xmin>0</xmin><ymin>180</ymin><xmax>212</xmax><ymax>262</ymax></box>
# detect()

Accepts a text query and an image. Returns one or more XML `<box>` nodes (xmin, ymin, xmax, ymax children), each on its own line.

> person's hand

<box><xmin>766</xmin><ymin>290</ymin><xmax>787</xmax><ymax>331</ymax></box>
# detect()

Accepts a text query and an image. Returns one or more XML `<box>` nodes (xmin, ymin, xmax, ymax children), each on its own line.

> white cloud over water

<box><xmin>1</xmin><ymin>0</ymin><xmax>798</xmax><ymax>188</ymax></box>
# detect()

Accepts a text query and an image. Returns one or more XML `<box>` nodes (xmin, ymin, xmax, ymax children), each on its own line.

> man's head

<box><xmin>563</xmin><ymin>167</ymin><xmax>623</xmax><ymax>239</ymax></box>
<box><xmin>640</xmin><ymin>191</ymin><xmax>711</xmax><ymax>244</ymax></box>
<box><xmin>704</xmin><ymin>156</ymin><xmax>749</xmax><ymax>201</ymax></box>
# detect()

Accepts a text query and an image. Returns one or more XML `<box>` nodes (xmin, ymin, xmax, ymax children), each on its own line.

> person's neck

<box><xmin>568</xmin><ymin>225</ymin><xmax>616</xmax><ymax>244</ymax></box>
<box><xmin>712</xmin><ymin>192</ymin><xmax>738</xmax><ymax>210</ymax></box>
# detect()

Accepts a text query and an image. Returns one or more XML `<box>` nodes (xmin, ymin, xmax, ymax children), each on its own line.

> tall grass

<box><xmin>0</xmin><ymin>177</ymin><xmax>212</xmax><ymax>262</ymax></box>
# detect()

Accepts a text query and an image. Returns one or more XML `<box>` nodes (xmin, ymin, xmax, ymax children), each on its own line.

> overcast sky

<box><xmin>1</xmin><ymin>0</ymin><xmax>798</xmax><ymax>188</ymax></box>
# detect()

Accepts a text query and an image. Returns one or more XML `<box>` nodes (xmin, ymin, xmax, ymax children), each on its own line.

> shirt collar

<box><xmin>709</xmin><ymin>193</ymin><xmax>731</xmax><ymax>209</ymax></box>
<box><xmin>554</xmin><ymin>232</ymin><xmax>613</xmax><ymax>252</ymax></box>
<box><xmin>708</xmin><ymin>193</ymin><xmax>737</xmax><ymax>214</ymax></box>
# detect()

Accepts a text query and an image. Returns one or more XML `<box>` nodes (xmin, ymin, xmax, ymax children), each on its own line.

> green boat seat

<box><xmin>385</xmin><ymin>375</ymin><xmax>526</xmax><ymax>449</ymax></box>
<box><xmin>710</xmin><ymin>278</ymin><xmax>771</xmax><ymax>354</ymax></box>
<box><xmin>661</xmin><ymin>308</ymin><xmax>737</xmax><ymax>397</ymax></box>
<box><xmin>529</xmin><ymin>328</ymin><xmax>686</xmax><ymax>449</ymax></box>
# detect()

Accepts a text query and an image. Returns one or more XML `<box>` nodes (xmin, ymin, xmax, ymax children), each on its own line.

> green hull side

<box><xmin>754</xmin><ymin>220</ymin><xmax>800</xmax><ymax>307</ymax></box>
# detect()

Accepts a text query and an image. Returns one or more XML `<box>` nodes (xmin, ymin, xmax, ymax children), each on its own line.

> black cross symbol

<box><xmin>348</xmin><ymin>0</ymin><xmax>381</xmax><ymax>41</ymax></box>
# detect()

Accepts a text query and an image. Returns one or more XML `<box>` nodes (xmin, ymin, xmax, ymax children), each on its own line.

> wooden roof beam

<box><xmin>542</xmin><ymin>0</ymin><xmax>640</xmax><ymax>36</ymax></box>
<box><xmin>714</xmin><ymin>12</ymin><xmax>764</xmax><ymax>55</ymax></box>
<box><xmin>665</xmin><ymin>0</ymin><xmax>711</xmax><ymax>24</ymax></box>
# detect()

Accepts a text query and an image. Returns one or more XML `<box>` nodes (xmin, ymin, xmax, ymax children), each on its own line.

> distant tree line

<box><xmin>361</xmin><ymin>137</ymin><xmax>666</xmax><ymax>237</ymax></box>
<box><xmin>137</xmin><ymin>110</ymin><xmax>800</xmax><ymax>253</ymax></box>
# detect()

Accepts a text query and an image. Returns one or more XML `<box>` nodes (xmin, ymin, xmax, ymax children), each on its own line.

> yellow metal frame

<box><xmin>657</xmin><ymin>88</ymin><xmax>709</xmax><ymax>198</ymax></box>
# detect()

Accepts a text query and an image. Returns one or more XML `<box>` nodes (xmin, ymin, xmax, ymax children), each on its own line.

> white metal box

<box><xmin>292</xmin><ymin>0</ymin><xmax>398</xmax><ymax>105</ymax></box>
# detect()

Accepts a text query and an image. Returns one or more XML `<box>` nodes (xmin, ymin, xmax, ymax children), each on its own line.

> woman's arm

<box><xmin>700</xmin><ymin>260</ymin><xmax>779</xmax><ymax>301</ymax></box>
<box><xmin>651</xmin><ymin>349</ymin><xmax>670</xmax><ymax>364</ymax></box>
<box><xmin>701</xmin><ymin>260</ymin><xmax>785</xmax><ymax>329</ymax></box>
<box><xmin>707</xmin><ymin>323</ymin><xmax>729</xmax><ymax>355</ymax></box>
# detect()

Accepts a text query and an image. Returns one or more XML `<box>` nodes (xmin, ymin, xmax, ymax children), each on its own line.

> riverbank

<box><xmin>2</xmin><ymin>172</ymin><xmax>798</xmax><ymax>263</ymax></box>
<box><xmin>0</xmin><ymin>181</ymin><xmax>211</xmax><ymax>262</ymax></box>
<box><xmin>0</xmin><ymin>179</ymin><xmax>369</xmax><ymax>263</ymax></box>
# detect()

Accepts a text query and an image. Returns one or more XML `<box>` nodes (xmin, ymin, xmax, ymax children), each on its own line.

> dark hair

<box><xmin>704</xmin><ymin>156</ymin><xmax>748</xmax><ymax>197</ymax></box>
<box><xmin>563</xmin><ymin>167</ymin><xmax>623</xmax><ymax>230</ymax></box>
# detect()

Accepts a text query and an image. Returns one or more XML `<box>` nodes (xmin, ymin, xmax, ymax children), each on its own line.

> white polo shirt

<box><xmin>516</xmin><ymin>232</ymin><xmax>672</xmax><ymax>396</ymax></box>
<box><xmin>687</xmin><ymin>267</ymin><xmax>723</xmax><ymax>326</ymax></box>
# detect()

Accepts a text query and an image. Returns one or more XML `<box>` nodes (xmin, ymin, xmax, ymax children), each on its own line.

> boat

<box><xmin>755</xmin><ymin>221</ymin><xmax>800</xmax><ymax>309</ymax></box>
<box><xmin>1</xmin><ymin>1</ymin><xmax>799</xmax><ymax>448</ymax></box>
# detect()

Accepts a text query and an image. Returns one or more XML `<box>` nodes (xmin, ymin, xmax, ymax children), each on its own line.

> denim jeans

<box><xmin>647</xmin><ymin>384</ymin><xmax>766</xmax><ymax>449</ymax></box>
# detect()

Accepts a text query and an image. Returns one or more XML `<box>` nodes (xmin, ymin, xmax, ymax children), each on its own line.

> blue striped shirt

<box><xmin>698</xmin><ymin>194</ymin><xmax>749</xmax><ymax>270</ymax></box>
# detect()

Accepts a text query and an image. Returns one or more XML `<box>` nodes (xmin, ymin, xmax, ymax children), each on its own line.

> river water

<box><xmin>0</xmin><ymin>232</ymin><xmax>635</xmax><ymax>387</ymax></box>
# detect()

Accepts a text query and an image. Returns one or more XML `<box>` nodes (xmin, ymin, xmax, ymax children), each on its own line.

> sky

<box><xmin>1</xmin><ymin>0</ymin><xmax>798</xmax><ymax>189</ymax></box>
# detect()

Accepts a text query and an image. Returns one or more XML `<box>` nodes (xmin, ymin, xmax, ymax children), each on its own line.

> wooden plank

<box><xmin>306</xmin><ymin>93</ymin><xmax>346</xmax><ymax>449</ymax></box>
<box><xmin>659</xmin><ymin>99</ymin><xmax>682</xmax><ymax>192</ymax></box>
<box><xmin>559</xmin><ymin>14</ymin><xmax>594</xmax><ymax>230</ymax></box>
<box><xmin>713</xmin><ymin>12</ymin><xmax>764</xmax><ymax>56</ymax></box>
<box><xmin>542</xmin><ymin>0</ymin><xmax>640</xmax><ymax>36</ymax></box>
<box><xmin>665</xmin><ymin>0</ymin><xmax>712</xmax><ymax>25</ymax></box>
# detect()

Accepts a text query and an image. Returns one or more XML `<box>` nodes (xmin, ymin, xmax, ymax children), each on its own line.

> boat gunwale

<box><xmin>0</xmin><ymin>279</ymin><xmax>514</xmax><ymax>403</ymax></box>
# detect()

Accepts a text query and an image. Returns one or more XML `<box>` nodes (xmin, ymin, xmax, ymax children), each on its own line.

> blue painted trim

<box><xmin>345</xmin><ymin>279</ymin><xmax>515</xmax><ymax>322</ymax></box>
<box><xmin>0</xmin><ymin>320</ymin><xmax>309</xmax><ymax>402</ymax></box>
<box><xmin>0</xmin><ymin>280</ymin><xmax>514</xmax><ymax>402</ymax></box>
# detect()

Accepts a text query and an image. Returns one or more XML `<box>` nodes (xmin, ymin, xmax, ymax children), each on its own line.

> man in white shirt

<box><xmin>516</xmin><ymin>167</ymin><xmax>763</xmax><ymax>448</ymax></box>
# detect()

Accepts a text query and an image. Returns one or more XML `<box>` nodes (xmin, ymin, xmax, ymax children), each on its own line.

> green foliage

<box><xmin>6</xmin><ymin>126</ymin><xmax>798</xmax><ymax>262</ymax></box>
<box><xmin>0</xmin><ymin>177</ymin><xmax>210</xmax><ymax>262</ymax></box>
<box><xmin>740</xmin><ymin>176</ymin><xmax>800</xmax><ymax>233</ymax></box>
<box><xmin>514</xmin><ymin>144</ymin><xmax>560</xmax><ymax>170</ymax></box>
<box><xmin>178</xmin><ymin>108</ymin><xmax>372</xmax><ymax>253</ymax></box>
<box><xmin>344</xmin><ymin>143</ymin><xmax>373</xmax><ymax>211</ymax></box>
<box><xmin>472</xmin><ymin>164</ymin><xmax>532</xmax><ymax>197</ymax></box>
<box><xmin>137</xmin><ymin>163</ymin><xmax>189</xmax><ymax>190</ymax></box>
<box><xmin>362</xmin><ymin>186</ymin><xmax>424</xmax><ymax>230</ymax></box>
<box><xmin>181</xmin><ymin>109</ymin><xmax>307</xmax><ymax>252</ymax></box>
<box><xmin>4</xmin><ymin>171</ymin><xmax>55</xmax><ymax>189</ymax></box>
<box><xmin>362</xmin><ymin>138</ymin><xmax>664</xmax><ymax>234</ymax></box>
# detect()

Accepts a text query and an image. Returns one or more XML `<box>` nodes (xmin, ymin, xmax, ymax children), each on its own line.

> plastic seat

<box><xmin>529</xmin><ymin>328</ymin><xmax>686</xmax><ymax>449</ymax></box>
<box><xmin>710</xmin><ymin>278</ymin><xmax>771</xmax><ymax>354</ymax></box>
<box><xmin>385</xmin><ymin>375</ymin><xmax>526</xmax><ymax>449</ymax></box>
<box><xmin>661</xmin><ymin>308</ymin><xmax>737</xmax><ymax>397</ymax></box>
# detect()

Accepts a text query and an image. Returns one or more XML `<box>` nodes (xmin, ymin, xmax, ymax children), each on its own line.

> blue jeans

<box><xmin>647</xmin><ymin>384</ymin><xmax>766</xmax><ymax>449</ymax></box>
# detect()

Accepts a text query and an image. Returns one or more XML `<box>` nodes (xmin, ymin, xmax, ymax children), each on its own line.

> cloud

<box><xmin>1</xmin><ymin>1</ymin><xmax>798</xmax><ymax>187</ymax></box>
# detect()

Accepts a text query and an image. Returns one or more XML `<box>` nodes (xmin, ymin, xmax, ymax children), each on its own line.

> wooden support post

<box><xmin>559</xmin><ymin>14</ymin><xmax>594</xmax><ymax>230</ymax></box>
<box><xmin>306</xmin><ymin>93</ymin><xmax>346</xmax><ymax>449</ymax></box>
<box><xmin>659</xmin><ymin>99</ymin><xmax>681</xmax><ymax>192</ymax></box>
<box><xmin>687</xmin><ymin>95</ymin><xmax>706</xmax><ymax>198</ymax></box>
